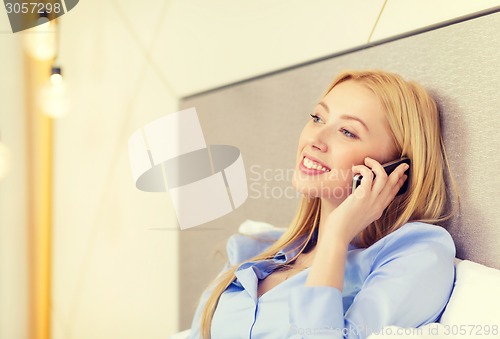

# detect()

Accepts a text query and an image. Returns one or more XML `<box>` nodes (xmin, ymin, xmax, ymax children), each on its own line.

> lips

<box><xmin>300</xmin><ymin>155</ymin><xmax>331</xmax><ymax>174</ymax></box>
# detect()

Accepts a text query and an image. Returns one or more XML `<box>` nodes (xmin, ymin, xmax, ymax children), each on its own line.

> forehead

<box><xmin>322</xmin><ymin>80</ymin><xmax>385</xmax><ymax>122</ymax></box>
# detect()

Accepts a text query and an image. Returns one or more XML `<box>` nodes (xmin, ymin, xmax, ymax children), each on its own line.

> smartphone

<box><xmin>351</xmin><ymin>157</ymin><xmax>411</xmax><ymax>196</ymax></box>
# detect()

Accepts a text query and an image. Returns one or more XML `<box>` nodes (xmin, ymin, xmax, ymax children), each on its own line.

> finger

<box><xmin>351</xmin><ymin>163</ymin><xmax>369</xmax><ymax>175</ymax></box>
<box><xmin>386</xmin><ymin>162</ymin><xmax>409</xmax><ymax>186</ymax></box>
<box><xmin>378</xmin><ymin>162</ymin><xmax>409</xmax><ymax>203</ymax></box>
<box><xmin>351</xmin><ymin>164</ymin><xmax>374</xmax><ymax>195</ymax></box>
<box><xmin>383</xmin><ymin>174</ymin><xmax>408</xmax><ymax>207</ymax></box>
<box><xmin>380</xmin><ymin>162</ymin><xmax>410</xmax><ymax>195</ymax></box>
<box><xmin>364</xmin><ymin>157</ymin><xmax>388</xmax><ymax>195</ymax></box>
<box><xmin>394</xmin><ymin>162</ymin><xmax>410</xmax><ymax>175</ymax></box>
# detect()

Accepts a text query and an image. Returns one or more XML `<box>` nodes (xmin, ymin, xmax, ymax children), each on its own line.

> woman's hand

<box><xmin>321</xmin><ymin>157</ymin><xmax>409</xmax><ymax>246</ymax></box>
<box><xmin>306</xmin><ymin>157</ymin><xmax>408</xmax><ymax>290</ymax></box>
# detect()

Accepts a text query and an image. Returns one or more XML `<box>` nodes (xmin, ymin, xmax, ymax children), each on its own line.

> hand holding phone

<box><xmin>351</xmin><ymin>157</ymin><xmax>411</xmax><ymax>196</ymax></box>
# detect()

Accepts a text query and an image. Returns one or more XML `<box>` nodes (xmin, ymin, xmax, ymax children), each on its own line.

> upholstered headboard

<box><xmin>179</xmin><ymin>10</ymin><xmax>500</xmax><ymax>329</ymax></box>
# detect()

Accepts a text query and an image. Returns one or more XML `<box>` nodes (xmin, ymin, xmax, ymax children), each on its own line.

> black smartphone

<box><xmin>351</xmin><ymin>157</ymin><xmax>411</xmax><ymax>196</ymax></box>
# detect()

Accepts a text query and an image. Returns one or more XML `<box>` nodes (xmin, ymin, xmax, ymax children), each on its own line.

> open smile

<box><xmin>299</xmin><ymin>156</ymin><xmax>331</xmax><ymax>175</ymax></box>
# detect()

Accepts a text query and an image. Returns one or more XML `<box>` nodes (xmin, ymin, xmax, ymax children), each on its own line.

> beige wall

<box><xmin>1</xmin><ymin>1</ymin><xmax>499</xmax><ymax>338</ymax></box>
<box><xmin>0</xmin><ymin>11</ymin><xmax>28</xmax><ymax>339</ymax></box>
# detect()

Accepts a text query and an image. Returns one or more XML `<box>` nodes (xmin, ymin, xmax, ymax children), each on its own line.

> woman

<box><xmin>188</xmin><ymin>70</ymin><xmax>457</xmax><ymax>339</ymax></box>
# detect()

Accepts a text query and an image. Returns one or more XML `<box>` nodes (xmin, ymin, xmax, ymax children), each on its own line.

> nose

<box><xmin>309</xmin><ymin>125</ymin><xmax>329</xmax><ymax>152</ymax></box>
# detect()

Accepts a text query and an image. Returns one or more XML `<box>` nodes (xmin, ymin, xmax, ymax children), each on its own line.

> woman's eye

<box><xmin>340</xmin><ymin>128</ymin><xmax>357</xmax><ymax>139</ymax></box>
<box><xmin>309</xmin><ymin>114</ymin><xmax>322</xmax><ymax>123</ymax></box>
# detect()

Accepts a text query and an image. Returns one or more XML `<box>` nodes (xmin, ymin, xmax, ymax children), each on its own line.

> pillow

<box><xmin>238</xmin><ymin>219</ymin><xmax>285</xmax><ymax>236</ymax></box>
<box><xmin>368</xmin><ymin>260</ymin><xmax>500</xmax><ymax>339</ymax></box>
<box><xmin>439</xmin><ymin>260</ymin><xmax>500</xmax><ymax>327</ymax></box>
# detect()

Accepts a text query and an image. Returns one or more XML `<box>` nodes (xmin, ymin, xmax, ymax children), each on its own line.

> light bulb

<box><xmin>23</xmin><ymin>15</ymin><xmax>57</xmax><ymax>60</ymax></box>
<box><xmin>50</xmin><ymin>73</ymin><xmax>63</xmax><ymax>85</ymax></box>
<box><xmin>0</xmin><ymin>141</ymin><xmax>11</xmax><ymax>181</ymax></box>
<box><xmin>38</xmin><ymin>66</ymin><xmax>70</xmax><ymax>118</ymax></box>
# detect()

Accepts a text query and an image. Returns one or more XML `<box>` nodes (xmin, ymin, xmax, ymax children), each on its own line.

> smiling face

<box><xmin>292</xmin><ymin>80</ymin><xmax>397</xmax><ymax>205</ymax></box>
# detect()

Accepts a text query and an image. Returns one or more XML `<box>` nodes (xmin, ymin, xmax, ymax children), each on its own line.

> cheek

<box><xmin>329</xmin><ymin>149</ymin><xmax>364</xmax><ymax>176</ymax></box>
<box><xmin>319</xmin><ymin>150</ymin><xmax>366</xmax><ymax>193</ymax></box>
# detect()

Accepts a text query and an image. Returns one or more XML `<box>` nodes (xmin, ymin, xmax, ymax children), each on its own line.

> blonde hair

<box><xmin>198</xmin><ymin>70</ymin><xmax>458</xmax><ymax>338</ymax></box>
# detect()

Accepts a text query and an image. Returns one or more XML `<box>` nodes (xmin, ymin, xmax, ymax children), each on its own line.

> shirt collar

<box><xmin>233</xmin><ymin>234</ymin><xmax>307</xmax><ymax>286</ymax></box>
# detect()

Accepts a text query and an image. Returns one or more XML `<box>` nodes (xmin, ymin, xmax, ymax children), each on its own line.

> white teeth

<box><xmin>303</xmin><ymin>157</ymin><xmax>330</xmax><ymax>172</ymax></box>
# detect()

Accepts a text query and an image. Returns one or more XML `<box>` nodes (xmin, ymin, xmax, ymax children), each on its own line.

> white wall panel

<box><xmin>154</xmin><ymin>0</ymin><xmax>386</xmax><ymax>97</ymax></box>
<box><xmin>370</xmin><ymin>0</ymin><xmax>500</xmax><ymax>42</ymax></box>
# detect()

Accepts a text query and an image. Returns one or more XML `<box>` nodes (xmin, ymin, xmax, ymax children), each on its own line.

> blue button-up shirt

<box><xmin>188</xmin><ymin>222</ymin><xmax>455</xmax><ymax>338</ymax></box>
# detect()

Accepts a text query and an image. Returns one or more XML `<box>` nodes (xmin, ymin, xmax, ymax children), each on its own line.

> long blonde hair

<box><xmin>198</xmin><ymin>70</ymin><xmax>457</xmax><ymax>338</ymax></box>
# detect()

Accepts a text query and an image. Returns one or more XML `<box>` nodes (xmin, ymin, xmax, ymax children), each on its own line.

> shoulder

<box><xmin>226</xmin><ymin>220</ymin><xmax>286</xmax><ymax>266</ymax></box>
<box><xmin>373</xmin><ymin>221</ymin><xmax>456</xmax><ymax>269</ymax></box>
<box><xmin>354</xmin><ymin>222</ymin><xmax>456</xmax><ymax>327</ymax></box>
<box><xmin>381</xmin><ymin>221</ymin><xmax>455</xmax><ymax>251</ymax></box>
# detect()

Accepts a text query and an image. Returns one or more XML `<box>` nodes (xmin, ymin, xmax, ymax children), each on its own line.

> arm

<box><xmin>306</xmin><ymin>158</ymin><xmax>409</xmax><ymax>289</ymax></box>
<box><xmin>286</xmin><ymin>158</ymin><xmax>434</xmax><ymax>338</ymax></box>
<box><xmin>287</xmin><ymin>226</ymin><xmax>455</xmax><ymax>338</ymax></box>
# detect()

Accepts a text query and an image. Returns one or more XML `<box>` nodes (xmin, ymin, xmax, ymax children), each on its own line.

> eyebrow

<box><xmin>318</xmin><ymin>101</ymin><xmax>369</xmax><ymax>132</ymax></box>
